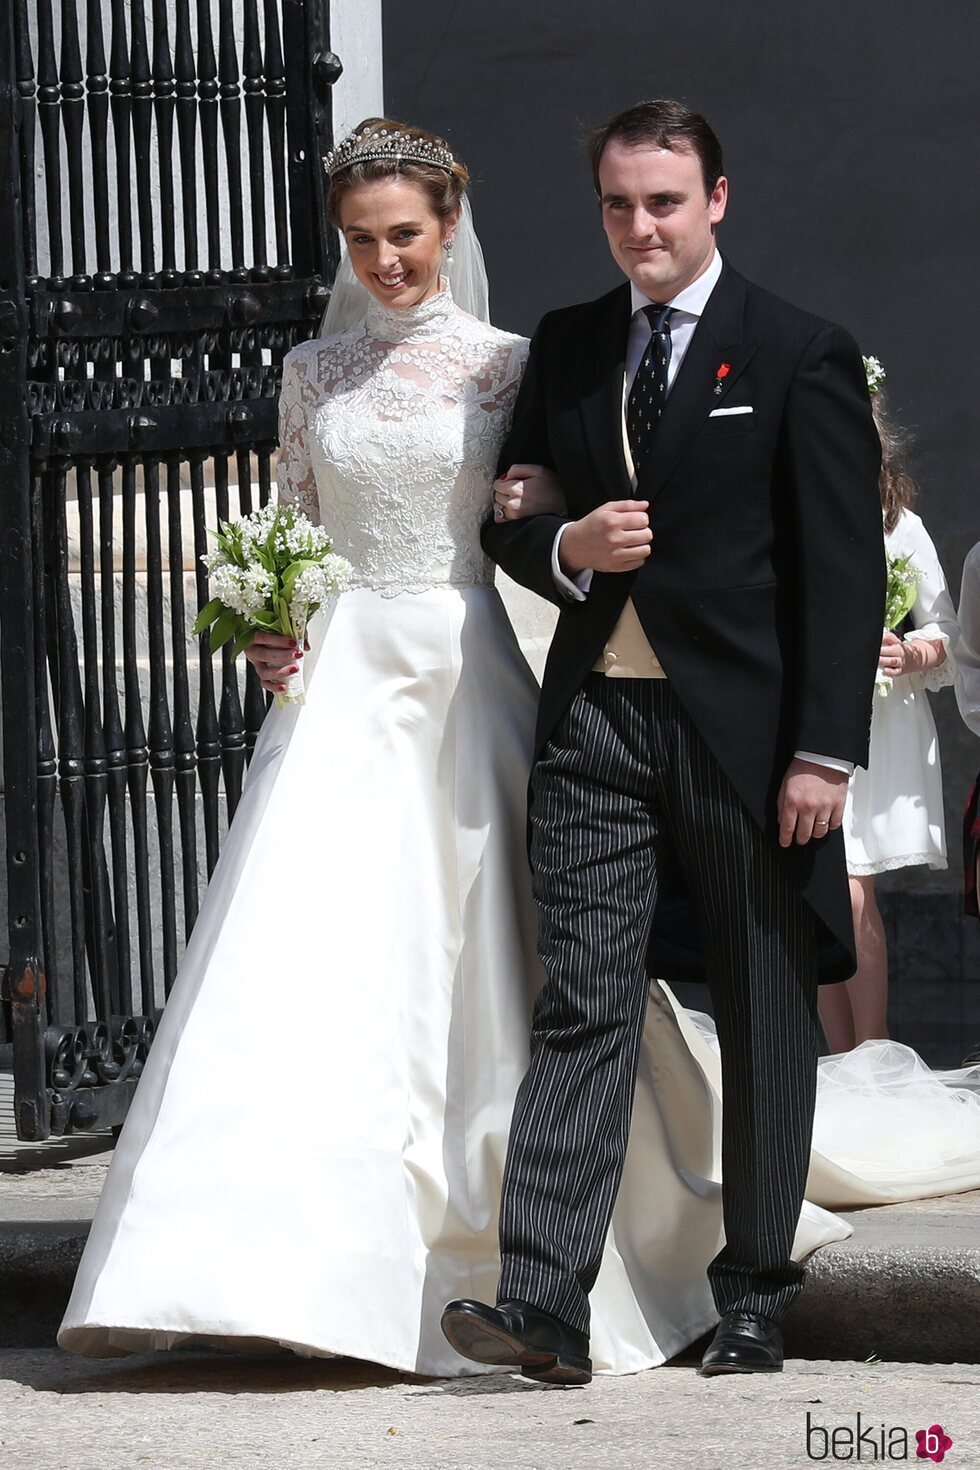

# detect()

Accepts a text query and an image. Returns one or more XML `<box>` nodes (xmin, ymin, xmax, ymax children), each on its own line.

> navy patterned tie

<box><xmin>627</xmin><ymin>303</ymin><xmax>674</xmax><ymax>476</ymax></box>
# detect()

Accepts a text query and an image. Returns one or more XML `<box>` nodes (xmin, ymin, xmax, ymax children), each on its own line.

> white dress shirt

<box><xmin>551</xmin><ymin>250</ymin><xmax>724</xmax><ymax>601</ymax></box>
<box><xmin>547</xmin><ymin>248</ymin><xmax>852</xmax><ymax>777</ymax></box>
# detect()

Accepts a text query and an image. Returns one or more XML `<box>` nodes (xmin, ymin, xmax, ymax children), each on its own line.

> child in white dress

<box><xmin>818</xmin><ymin>370</ymin><xmax>959</xmax><ymax>1052</ymax></box>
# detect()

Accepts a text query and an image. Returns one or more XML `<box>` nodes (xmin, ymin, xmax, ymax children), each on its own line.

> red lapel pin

<box><xmin>713</xmin><ymin>362</ymin><xmax>731</xmax><ymax>396</ymax></box>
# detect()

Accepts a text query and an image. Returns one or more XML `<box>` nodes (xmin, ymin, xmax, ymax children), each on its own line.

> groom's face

<box><xmin>598</xmin><ymin>140</ymin><xmax>727</xmax><ymax>302</ymax></box>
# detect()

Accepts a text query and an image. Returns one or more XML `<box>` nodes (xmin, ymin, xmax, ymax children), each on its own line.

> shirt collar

<box><xmin>629</xmin><ymin>248</ymin><xmax>723</xmax><ymax>320</ymax></box>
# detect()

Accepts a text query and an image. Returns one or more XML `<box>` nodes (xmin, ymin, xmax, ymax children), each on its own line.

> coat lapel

<box><xmin>576</xmin><ymin>284</ymin><xmax>634</xmax><ymax>505</ymax></box>
<box><xmin>638</xmin><ymin>265</ymin><xmax>757</xmax><ymax>501</ymax></box>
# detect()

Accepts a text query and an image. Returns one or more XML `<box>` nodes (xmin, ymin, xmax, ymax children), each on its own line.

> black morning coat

<box><xmin>482</xmin><ymin>261</ymin><xmax>886</xmax><ymax>983</ymax></box>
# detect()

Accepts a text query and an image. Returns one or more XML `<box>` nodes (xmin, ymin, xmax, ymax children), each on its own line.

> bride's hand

<box><xmin>492</xmin><ymin>463</ymin><xmax>567</xmax><ymax>522</ymax></box>
<box><xmin>244</xmin><ymin>630</ymin><xmax>308</xmax><ymax>695</ymax></box>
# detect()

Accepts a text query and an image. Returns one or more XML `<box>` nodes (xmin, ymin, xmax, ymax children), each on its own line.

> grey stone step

<box><xmin>0</xmin><ymin>1142</ymin><xmax>105</xmax><ymax>1349</ymax></box>
<box><xmin>783</xmin><ymin>1193</ymin><xmax>980</xmax><ymax>1363</ymax></box>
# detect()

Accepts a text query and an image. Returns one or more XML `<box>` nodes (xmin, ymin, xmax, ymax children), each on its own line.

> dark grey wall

<box><xmin>383</xmin><ymin>1</ymin><xmax>980</xmax><ymax>908</ymax></box>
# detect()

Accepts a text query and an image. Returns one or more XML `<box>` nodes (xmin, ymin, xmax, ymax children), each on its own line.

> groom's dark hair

<box><xmin>589</xmin><ymin>100</ymin><xmax>724</xmax><ymax>199</ymax></box>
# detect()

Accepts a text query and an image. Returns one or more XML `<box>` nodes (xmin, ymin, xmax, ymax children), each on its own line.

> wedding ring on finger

<box><xmin>494</xmin><ymin>505</ymin><xmax>505</xmax><ymax>521</ymax></box>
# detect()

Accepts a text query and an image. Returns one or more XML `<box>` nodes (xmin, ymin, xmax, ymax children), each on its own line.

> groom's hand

<box><xmin>777</xmin><ymin>758</ymin><xmax>848</xmax><ymax>847</ymax></box>
<box><xmin>558</xmin><ymin>501</ymin><xmax>652</xmax><ymax>575</ymax></box>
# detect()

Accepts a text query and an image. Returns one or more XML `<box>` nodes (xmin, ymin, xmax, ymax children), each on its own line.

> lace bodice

<box><xmin>276</xmin><ymin>289</ymin><xmax>527</xmax><ymax>594</ymax></box>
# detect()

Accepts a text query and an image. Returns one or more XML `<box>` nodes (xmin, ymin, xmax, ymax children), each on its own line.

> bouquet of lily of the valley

<box><xmin>193</xmin><ymin>503</ymin><xmax>352</xmax><ymax>707</ymax></box>
<box><xmin>877</xmin><ymin>552</ymin><xmax>920</xmax><ymax>697</ymax></box>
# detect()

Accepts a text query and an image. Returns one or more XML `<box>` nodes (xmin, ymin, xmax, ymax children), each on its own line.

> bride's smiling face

<box><xmin>340</xmin><ymin>178</ymin><xmax>458</xmax><ymax>311</ymax></box>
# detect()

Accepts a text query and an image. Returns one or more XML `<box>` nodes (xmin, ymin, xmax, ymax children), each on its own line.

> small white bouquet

<box><xmin>193</xmin><ymin>503</ymin><xmax>352</xmax><ymax>707</ymax></box>
<box><xmin>877</xmin><ymin>551</ymin><xmax>919</xmax><ymax>697</ymax></box>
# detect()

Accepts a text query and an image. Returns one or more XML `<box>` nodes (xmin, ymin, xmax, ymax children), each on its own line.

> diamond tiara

<box><xmin>324</xmin><ymin>127</ymin><xmax>456</xmax><ymax>180</ymax></box>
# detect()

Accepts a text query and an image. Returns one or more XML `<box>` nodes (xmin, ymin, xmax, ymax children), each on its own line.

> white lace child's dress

<box><xmin>844</xmin><ymin>509</ymin><xmax>959</xmax><ymax>875</ymax></box>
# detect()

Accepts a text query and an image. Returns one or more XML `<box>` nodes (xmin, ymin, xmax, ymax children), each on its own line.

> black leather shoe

<box><xmin>441</xmin><ymin>1298</ymin><xmax>592</xmax><ymax>1385</ymax></box>
<box><xmin>699</xmin><ymin>1311</ymin><xmax>784</xmax><ymax>1376</ymax></box>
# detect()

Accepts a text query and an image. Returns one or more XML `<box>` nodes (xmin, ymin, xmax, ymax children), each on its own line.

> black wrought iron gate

<box><xmin>0</xmin><ymin>1</ymin><xmax>340</xmax><ymax>1140</ymax></box>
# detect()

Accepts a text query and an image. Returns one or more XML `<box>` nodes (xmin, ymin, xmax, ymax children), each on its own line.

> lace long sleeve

<box><xmin>957</xmin><ymin>542</ymin><xmax>980</xmax><ymax>736</ymax></box>
<box><xmin>276</xmin><ymin>350</ymin><xmax>321</xmax><ymax>524</ymax></box>
<box><xmin>899</xmin><ymin>512</ymin><xmax>959</xmax><ymax>692</ymax></box>
<box><xmin>491</xmin><ymin>339</ymin><xmax>530</xmax><ymax>427</ymax></box>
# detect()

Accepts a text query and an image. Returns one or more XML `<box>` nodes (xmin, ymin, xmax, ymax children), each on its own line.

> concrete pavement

<box><xmin>0</xmin><ymin>1351</ymin><xmax>976</xmax><ymax>1469</ymax></box>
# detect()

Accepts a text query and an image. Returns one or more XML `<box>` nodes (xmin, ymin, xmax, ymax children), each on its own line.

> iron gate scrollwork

<box><xmin>0</xmin><ymin>0</ymin><xmax>341</xmax><ymax>1140</ymax></box>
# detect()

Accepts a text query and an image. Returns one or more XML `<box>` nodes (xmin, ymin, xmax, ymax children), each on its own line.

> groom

<box><xmin>442</xmin><ymin>100</ymin><xmax>884</xmax><ymax>1380</ymax></box>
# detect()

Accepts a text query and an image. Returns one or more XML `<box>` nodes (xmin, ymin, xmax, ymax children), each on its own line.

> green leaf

<box><xmin>280</xmin><ymin>559</ymin><xmax>313</xmax><ymax>600</ymax></box>
<box><xmin>209</xmin><ymin>608</ymin><xmax>241</xmax><ymax>651</ymax></box>
<box><xmin>232</xmin><ymin>626</ymin><xmax>256</xmax><ymax>658</ymax></box>
<box><xmin>192</xmin><ymin>597</ymin><xmax>225</xmax><ymax>636</ymax></box>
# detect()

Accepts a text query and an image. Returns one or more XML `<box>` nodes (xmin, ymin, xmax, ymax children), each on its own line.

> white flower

<box><xmin>208</xmin><ymin>561</ymin><xmax>271</xmax><ymax>617</ymax></box>
<box><xmin>287</xmin><ymin>556</ymin><xmax>353</xmax><ymax>624</ymax></box>
<box><xmin>323</xmin><ymin>552</ymin><xmax>353</xmax><ymax>590</ymax></box>
<box><xmin>236</xmin><ymin>502</ymin><xmax>277</xmax><ymax>549</ymax></box>
<box><xmin>207</xmin><ymin>563</ymin><xmax>246</xmax><ymax>615</ymax></box>
<box><xmin>291</xmin><ymin>564</ymin><xmax>328</xmax><ymax>606</ymax></box>
<box><xmin>242</xmin><ymin>564</ymin><xmax>274</xmax><ymax>602</ymax></box>
<box><xmin>281</xmin><ymin>523</ymin><xmax>311</xmax><ymax>557</ymax></box>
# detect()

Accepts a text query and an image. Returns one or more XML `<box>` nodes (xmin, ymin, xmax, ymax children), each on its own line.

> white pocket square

<box><xmin>709</xmin><ymin>405</ymin><xmax>753</xmax><ymax>417</ymax></box>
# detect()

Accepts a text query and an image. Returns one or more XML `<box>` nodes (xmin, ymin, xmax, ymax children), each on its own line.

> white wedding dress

<box><xmin>59</xmin><ymin>290</ymin><xmax>980</xmax><ymax>1375</ymax></box>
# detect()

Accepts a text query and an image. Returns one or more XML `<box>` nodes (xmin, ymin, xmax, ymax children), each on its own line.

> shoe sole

<box><xmin>441</xmin><ymin>1310</ymin><xmax>592</xmax><ymax>1386</ymax></box>
<box><xmin>521</xmin><ymin>1359</ymin><xmax>592</xmax><ymax>1387</ymax></box>
<box><xmin>699</xmin><ymin>1361</ymin><xmax>784</xmax><ymax>1377</ymax></box>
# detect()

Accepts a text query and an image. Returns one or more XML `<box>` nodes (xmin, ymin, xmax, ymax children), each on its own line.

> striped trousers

<box><xmin>498</xmin><ymin>674</ymin><xmax>819</xmax><ymax>1334</ymax></box>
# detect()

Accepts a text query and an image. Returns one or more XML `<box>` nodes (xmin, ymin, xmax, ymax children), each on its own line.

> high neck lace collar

<box><xmin>364</xmin><ymin>285</ymin><xmax>458</xmax><ymax>344</ymax></box>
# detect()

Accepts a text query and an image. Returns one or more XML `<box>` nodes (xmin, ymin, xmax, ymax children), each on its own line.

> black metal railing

<box><xmin>0</xmin><ymin>0</ymin><xmax>341</xmax><ymax>1139</ymax></box>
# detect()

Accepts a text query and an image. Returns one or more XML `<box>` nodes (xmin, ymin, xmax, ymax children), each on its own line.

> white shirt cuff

<box><xmin>795</xmin><ymin>750</ymin><xmax>854</xmax><ymax>777</ymax></box>
<box><xmin>552</xmin><ymin>522</ymin><xmax>593</xmax><ymax>600</ymax></box>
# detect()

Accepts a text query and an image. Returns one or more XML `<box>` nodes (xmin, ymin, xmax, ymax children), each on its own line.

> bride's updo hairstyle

<box><xmin>325</xmin><ymin>118</ymin><xmax>470</xmax><ymax>227</ymax></box>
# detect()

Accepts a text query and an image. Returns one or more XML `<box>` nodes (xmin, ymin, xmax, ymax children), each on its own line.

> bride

<box><xmin>59</xmin><ymin>117</ymin><xmax>724</xmax><ymax>1375</ymax></box>
<box><xmin>59</xmin><ymin>118</ymin><xmax>980</xmax><ymax>1377</ymax></box>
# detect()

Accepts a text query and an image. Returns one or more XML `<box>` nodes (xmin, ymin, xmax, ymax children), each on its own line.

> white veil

<box><xmin>319</xmin><ymin>194</ymin><xmax>490</xmax><ymax>337</ymax></box>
